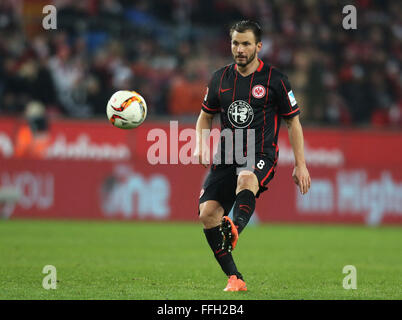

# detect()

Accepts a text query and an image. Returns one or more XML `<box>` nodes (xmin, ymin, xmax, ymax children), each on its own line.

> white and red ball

<box><xmin>106</xmin><ymin>90</ymin><xmax>147</xmax><ymax>129</ymax></box>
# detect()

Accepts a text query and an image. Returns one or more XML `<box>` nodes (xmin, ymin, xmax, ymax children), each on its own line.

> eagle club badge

<box><xmin>252</xmin><ymin>85</ymin><xmax>266</xmax><ymax>99</ymax></box>
<box><xmin>227</xmin><ymin>100</ymin><xmax>254</xmax><ymax>128</ymax></box>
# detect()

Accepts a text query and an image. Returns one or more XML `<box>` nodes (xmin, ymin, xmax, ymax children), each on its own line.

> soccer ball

<box><xmin>106</xmin><ymin>90</ymin><xmax>147</xmax><ymax>129</ymax></box>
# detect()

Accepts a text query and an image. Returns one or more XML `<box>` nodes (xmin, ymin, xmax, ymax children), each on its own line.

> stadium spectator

<box><xmin>15</xmin><ymin>101</ymin><xmax>51</xmax><ymax>159</ymax></box>
<box><xmin>0</xmin><ymin>0</ymin><xmax>400</xmax><ymax>127</ymax></box>
<box><xmin>168</xmin><ymin>57</ymin><xmax>208</xmax><ymax>115</ymax></box>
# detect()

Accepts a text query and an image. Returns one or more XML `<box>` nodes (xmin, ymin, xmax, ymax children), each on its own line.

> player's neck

<box><xmin>236</xmin><ymin>57</ymin><xmax>260</xmax><ymax>77</ymax></box>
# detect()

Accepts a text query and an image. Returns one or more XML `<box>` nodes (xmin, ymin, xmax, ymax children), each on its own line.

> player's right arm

<box><xmin>194</xmin><ymin>110</ymin><xmax>214</xmax><ymax>167</ymax></box>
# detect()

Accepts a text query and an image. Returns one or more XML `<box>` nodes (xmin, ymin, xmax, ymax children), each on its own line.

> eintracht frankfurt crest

<box><xmin>227</xmin><ymin>100</ymin><xmax>254</xmax><ymax>128</ymax></box>
<box><xmin>252</xmin><ymin>85</ymin><xmax>266</xmax><ymax>99</ymax></box>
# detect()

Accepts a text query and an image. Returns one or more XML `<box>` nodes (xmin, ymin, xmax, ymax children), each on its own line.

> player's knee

<box><xmin>198</xmin><ymin>209</ymin><xmax>211</xmax><ymax>225</ymax></box>
<box><xmin>199</xmin><ymin>209</ymin><xmax>219</xmax><ymax>227</ymax></box>
<box><xmin>237</xmin><ymin>172</ymin><xmax>258</xmax><ymax>195</ymax></box>
<box><xmin>199</xmin><ymin>202</ymin><xmax>223</xmax><ymax>228</ymax></box>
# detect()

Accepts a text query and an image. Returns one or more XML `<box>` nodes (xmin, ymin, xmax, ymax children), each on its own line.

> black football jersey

<box><xmin>201</xmin><ymin>59</ymin><xmax>300</xmax><ymax>163</ymax></box>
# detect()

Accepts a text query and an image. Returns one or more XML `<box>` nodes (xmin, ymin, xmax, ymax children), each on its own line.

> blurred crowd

<box><xmin>0</xmin><ymin>0</ymin><xmax>401</xmax><ymax>127</ymax></box>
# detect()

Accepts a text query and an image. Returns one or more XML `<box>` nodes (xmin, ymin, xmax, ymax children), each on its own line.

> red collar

<box><xmin>257</xmin><ymin>58</ymin><xmax>264</xmax><ymax>72</ymax></box>
<box><xmin>235</xmin><ymin>58</ymin><xmax>264</xmax><ymax>72</ymax></box>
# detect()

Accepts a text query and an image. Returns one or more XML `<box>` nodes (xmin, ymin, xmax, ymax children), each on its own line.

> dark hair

<box><xmin>230</xmin><ymin>20</ymin><xmax>262</xmax><ymax>43</ymax></box>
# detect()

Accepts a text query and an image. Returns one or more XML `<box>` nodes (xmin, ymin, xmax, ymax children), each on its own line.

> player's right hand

<box><xmin>193</xmin><ymin>144</ymin><xmax>210</xmax><ymax>168</ymax></box>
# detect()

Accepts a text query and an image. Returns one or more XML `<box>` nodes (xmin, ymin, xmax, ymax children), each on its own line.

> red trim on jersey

<box><xmin>261</xmin><ymin>66</ymin><xmax>273</xmax><ymax>152</ymax></box>
<box><xmin>230</xmin><ymin>68</ymin><xmax>238</xmax><ymax>131</ymax></box>
<box><xmin>274</xmin><ymin>142</ymin><xmax>279</xmax><ymax>154</ymax></box>
<box><xmin>261</xmin><ymin>111</ymin><xmax>265</xmax><ymax>153</ymax></box>
<box><xmin>257</xmin><ymin>59</ymin><xmax>264</xmax><ymax>72</ymax></box>
<box><xmin>202</xmin><ymin>102</ymin><xmax>219</xmax><ymax>112</ymax></box>
<box><xmin>245</xmin><ymin>72</ymin><xmax>255</xmax><ymax>155</ymax></box>
<box><xmin>234</xmin><ymin>59</ymin><xmax>263</xmax><ymax>73</ymax></box>
<box><xmin>272</xmin><ymin>108</ymin><xmax>279</xmax><ymax>151</ymax></box>
<box><xmin>280</xmin><ymin>79</ymin><xmax>293</xmax><ymax>111</ymax></box>
<box><xmin>271</xmin><ymin>113</ymin><xmax>279</xmax><ymax>152</ymax></box>
<box><xmin>265</xmin><ymin>67</ymin><xmax>273</xmax><ymax>105</ymax></box>
<box><xmin>272</xmin><ymin>109</ymin><xmax>279</xmax><ymax>154</ymax></box>
<box><xmin>273</xmin><ymin>113</ymin><xmax>278</xmax><ymax>137</ymax></box>
<box><xmin>260</xmin><ymin>158</ymin><xmax>278</xmax><ymax>187</ymax></box>
<box><xmin>218</xmin><ymin>66</ymin><xmax>229</xmax><ymax>101</ymax></box>
<box><xmin>232</xmin><ymin>70</ymin><xmax>238</xmax><ymax>102</ymax></box>
<box><xmin>248</xmin><ymin>72</ymin><xmax>255</xmax><ymax>104</ymax></box>
<box><xmin>245</xmin><ymin>127</ymin><xmax>250</xmax><ymax>157</ymax></box>
<box><xmin>281</xmin><ymin>107</ymin><xmax>300</xmax><ymax>116</ymax></box>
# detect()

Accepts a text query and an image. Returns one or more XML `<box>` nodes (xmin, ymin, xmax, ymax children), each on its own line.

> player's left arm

<box><xmin>283</xmin><ymin>115</ymin><xmax>311</xmax><ymax>195</ymax></box>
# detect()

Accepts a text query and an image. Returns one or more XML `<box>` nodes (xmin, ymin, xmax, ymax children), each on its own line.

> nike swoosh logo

<box><xmin>220</xmin><ymin>88</ymin><xmax>232</xmax><ymax>93</ymax></box>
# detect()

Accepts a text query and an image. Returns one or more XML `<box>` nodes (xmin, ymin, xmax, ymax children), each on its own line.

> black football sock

<box><xmin>203</xmin><ymin>226</ymin><xmax>243</xmax><ymax>280</ymax></box>
<box><xmin>233</xmin><ymin>189</ymin><xmax>256</xmax><ymax>235</ymax></box>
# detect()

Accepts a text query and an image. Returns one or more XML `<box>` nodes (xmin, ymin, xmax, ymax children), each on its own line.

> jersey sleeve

<box><xmin>201</xmin><ymin>72</ymin><xmax>220</xmax><ymax>114</ymax></box>
<box><xmin>274</xmin><ymin>75</ymin><xmax>300</xmax><ymax>118</ymax></box>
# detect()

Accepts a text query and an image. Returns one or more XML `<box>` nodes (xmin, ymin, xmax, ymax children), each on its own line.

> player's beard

<box><xmin>234</xmin><ymin>49</ymin><xmax>257</xmax><ymax>67</ymax></box>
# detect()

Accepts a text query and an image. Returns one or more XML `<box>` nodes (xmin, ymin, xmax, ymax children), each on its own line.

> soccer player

<box><xmin>194</xmin><ymin>20</ymin><xmax>311</xmax><ymax>292</ymax></box>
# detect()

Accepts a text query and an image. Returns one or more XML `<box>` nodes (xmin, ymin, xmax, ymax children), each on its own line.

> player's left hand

<box><xmin>292</xmin><ymin>165</ymin><xmax>311</xmax><ymax>195</ymax></box>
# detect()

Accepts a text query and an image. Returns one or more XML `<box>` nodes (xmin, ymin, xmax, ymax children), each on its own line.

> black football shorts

<box><xmin>198</xmin><ymin>153</ymin><xmax>277</xmax><ymax>216</ymax></box>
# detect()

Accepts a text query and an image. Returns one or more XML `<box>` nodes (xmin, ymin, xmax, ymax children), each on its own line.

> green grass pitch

<box><xmin>0</xmin><ymin>220</ymin><xmax>401</xmax><ymax>300</ymax></box>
